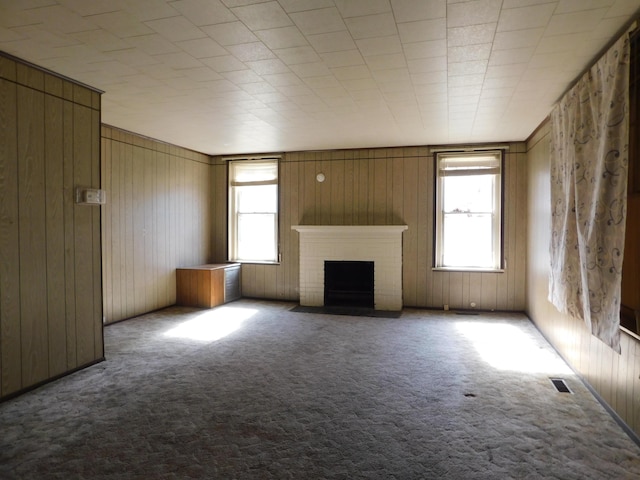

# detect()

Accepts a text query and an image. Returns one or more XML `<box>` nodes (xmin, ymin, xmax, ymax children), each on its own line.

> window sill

<box><xmin>232</xmin><ymin>260</ymin><xmax>280</xmax><ymax>266</ymax></box>
<box><xmin>432</xmin><ymin>267</ymin><xmax>504</xmax><ymax>273</ymax></box>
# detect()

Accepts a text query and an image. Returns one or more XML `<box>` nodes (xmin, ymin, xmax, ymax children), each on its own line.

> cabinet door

<box><xmin>224</xmin><ymin>266</ymin><xmax>241</xmax><ymax>302</ymax></box>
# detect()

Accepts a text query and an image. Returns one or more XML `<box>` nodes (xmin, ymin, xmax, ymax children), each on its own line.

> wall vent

<box><xmin>550</xmin><ymin>378</ymin><xmax>572</xmax><ymax>393</ymax></box>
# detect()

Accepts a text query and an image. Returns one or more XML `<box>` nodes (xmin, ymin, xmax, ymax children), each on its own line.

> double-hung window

<box><xmin>435</xmin><ymin>150</ymin><xmax>503</xmax><ymax>270</ymax></box>
<box><xmin>228</xmin><ymin>159</ymin><xmax>279</xmax><ymax>263</ymax></box>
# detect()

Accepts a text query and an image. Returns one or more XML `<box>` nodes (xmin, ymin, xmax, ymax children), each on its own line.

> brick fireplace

<box><xmin>291</xmin><ymin>225</ymin><xmax>408</xmax><ymax>311</ymax></box>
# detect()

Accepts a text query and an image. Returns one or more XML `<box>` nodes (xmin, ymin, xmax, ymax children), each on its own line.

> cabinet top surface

<box><xmin>177</xmin><ymin>263</ymin><xmax>240</xmax><ymax>271</ymax></box>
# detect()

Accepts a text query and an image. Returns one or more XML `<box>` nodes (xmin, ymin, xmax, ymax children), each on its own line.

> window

<box><xmin>434</xmin><ymin>150</ymin><xmax>503</xmax><ymax>270</ymax></box>
<box><xmin>228</xmin><ymin>159</ymin><xmax>279</xmax><ymax>263</ymax></box>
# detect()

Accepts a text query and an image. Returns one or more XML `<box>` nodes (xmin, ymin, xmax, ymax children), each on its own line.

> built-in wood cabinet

<box><xmin>176</xmin><ymin>263</ymin><xmax>241</xmax><ymax>308</ymax></box>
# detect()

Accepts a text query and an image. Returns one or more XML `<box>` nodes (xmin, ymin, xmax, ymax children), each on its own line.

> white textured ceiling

<box><xmin>1</xmin><ymin>0</ymin><xmax>639</xmax><ymax>155</ymax></box>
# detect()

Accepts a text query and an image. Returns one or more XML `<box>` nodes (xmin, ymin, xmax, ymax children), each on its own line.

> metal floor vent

<box><xmin>550</xmin><ymin>378</ymin><xmax>572</xmax><ymax>394</ymax></box>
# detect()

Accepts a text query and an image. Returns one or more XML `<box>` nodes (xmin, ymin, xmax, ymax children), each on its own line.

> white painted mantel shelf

<box><xmin>291</xmin><ymin>225</ymin><xmax>408</xmax><ymax>311</ymax></box>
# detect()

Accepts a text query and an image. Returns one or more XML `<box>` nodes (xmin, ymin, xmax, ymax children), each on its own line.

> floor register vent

<box><xmin>550</xmin><ymin>378</ymin><xmax>573</xmax><ymax>394</ymax></box>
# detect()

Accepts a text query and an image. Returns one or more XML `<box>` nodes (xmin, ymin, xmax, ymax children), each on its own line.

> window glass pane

<box><xmin>237</xmin><ymin>185</ymin><xmax>277</xmax><ymax>213</ymax></box>
<box><xmin>237</xmin><ymin>213</ymin><xmax>276</xmax><ymax>261</ymax></box>
<box><xmin>442</xmin><ymin>213</ymin><xmax>493</xmax><ymax>267</ymax></box>
<box><xmin>443</xmin><ymin>175</ymin><xmax>494</xmax><ymax>213</ymax></box>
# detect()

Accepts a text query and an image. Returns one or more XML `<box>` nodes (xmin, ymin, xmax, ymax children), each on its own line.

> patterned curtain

<box><xmin>549</xmin><ymin>33</ymin><xmax>630</xmax><ymax>353</ymax></box>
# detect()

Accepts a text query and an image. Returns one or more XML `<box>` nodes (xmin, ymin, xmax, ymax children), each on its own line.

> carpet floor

<box><xmin>1</xmin><ymin>299</ymin><xmax>639</xmax><ymax>479</ymax></box>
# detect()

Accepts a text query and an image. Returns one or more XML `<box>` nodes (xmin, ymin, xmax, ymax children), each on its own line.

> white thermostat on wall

<box><xmin>75</xmin><ymin>187</ymin><xmax>106</xmax><ymax>205</ymax></box>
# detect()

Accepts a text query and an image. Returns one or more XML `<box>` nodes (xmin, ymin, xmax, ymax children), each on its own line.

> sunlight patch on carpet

<box><xmin>164</xmin><ymin>306</ymin><xmax>257</xmax><ymax>342</ymax></box>
<box><xmin>456</xmin><ymin>321</ymin><xmax>572</xmax><ymax>375</ymax></box>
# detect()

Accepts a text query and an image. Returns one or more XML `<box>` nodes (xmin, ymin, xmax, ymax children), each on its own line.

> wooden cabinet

<box><xmin>176</xmin><ymin>263</ymin><xmax>241</xmax><ymax>308</ymax></box>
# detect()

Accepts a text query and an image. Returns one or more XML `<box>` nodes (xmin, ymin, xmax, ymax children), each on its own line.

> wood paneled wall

<box><xmin>101</xmin><ymin>126</ymin><xmax>212</xmax><ymax>324</ymax></box>
<box><xmin>0</xmin><ymin>53</ymin><xmax>103</xmax><ymax>400</ymax></box>
<box><xmin>211</xmin><ymin>145</ymin><xmax>527</xmax><ymax>311</ymax></box>
<box><xmin>526</xmin><ymin>121</ymin><xmax>640</xmax><ymax>436</ymax></box>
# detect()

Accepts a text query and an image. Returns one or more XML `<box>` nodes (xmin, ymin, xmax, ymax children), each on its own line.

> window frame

<box><xmin>433</xmin><ymin>149</ymin><xmax>504</xmax><ymax>272</ymax></box>
<box><xmin>228</xmin><ymin>158</ymin><xmax>280</xmax><ymax>264</ymax></box>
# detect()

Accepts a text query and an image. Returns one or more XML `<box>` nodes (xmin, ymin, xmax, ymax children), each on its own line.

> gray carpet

<box><xmin>1</xmin><ymin>299</ymin><xmax>639</xmax><ymax>479</ymax></box>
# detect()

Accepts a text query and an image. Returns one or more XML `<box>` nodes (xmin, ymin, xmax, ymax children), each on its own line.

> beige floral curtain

<box><xmin>549</xmin><ymin>33</ymin><xmax>630</xmax><ymax>353</ymax></box>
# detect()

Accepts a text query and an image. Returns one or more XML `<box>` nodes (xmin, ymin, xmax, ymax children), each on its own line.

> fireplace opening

<box><xmin>324</xmin><ymin>261</ymin><xmax>374</xmax><ymax>308</ymax></box>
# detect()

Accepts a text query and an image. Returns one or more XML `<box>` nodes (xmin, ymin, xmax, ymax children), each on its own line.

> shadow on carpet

<box><xmin>290</xmin><ymin>305</ymin><xmax>402</xmax><ymax>318</ymax></box>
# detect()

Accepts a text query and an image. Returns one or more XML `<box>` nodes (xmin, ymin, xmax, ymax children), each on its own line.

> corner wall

<box><xmin>526</xmin><ymin>120</ymin><xmax>640</xmax><ymax>436</ymax></box>
<box><xmin>101</xmin><ymin>126</ymin><xmax>212</xmax><ymax>324</ymax></box>
<box><xmin>0</xmin><ymin>53</ymin><xmax>103</xmax><ymax>399</ymax></box>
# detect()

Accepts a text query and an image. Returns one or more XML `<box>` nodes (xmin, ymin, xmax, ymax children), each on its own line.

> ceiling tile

<box><xmin>289</xmin><ymin>61</ymin><xmax>332</xmax><ymax>77</ymax></box>
<box><xmin>448</xmin><ymin>59</ymin><xmax>488</xmax><ymax>76</ymax></box>
<box><xmin>497</xmin><ymin>3</ymin><xmax>556</xmax><ymax>32</ymax></box>
<box><xmin>90</xmin><ymin>10</ymin><xmax>155</xmax><ymax>38</ymax></box>
<box><xmin>340</xmin><ymin>77</ymin><xmax>378</xmax><ymax>91</ymax></box>
<box><xmin>306</xmin><ymin>31</ymin><xmax>356</xmax><ymax>53</ymax></box>
<box><xmin>262</xmin><ymin>72</ymin><xmax>303</xmax><ymax>86</ymax></box>
<box><xmin>202</xmin><ymin>21</ymin><xmax>258</xmax><ymax>46</ymax></box>
<box><xmin>555</xmin><ymin>0</ymin><xmax>616</xmax><ymax>14</ymax></box>
<box><xmin>447</xmin><ymin>0</ymin><xmax>502</xmax><ymax>28</ymax></box>
<box><xmin>168</xmin><ymin>0</ymin><xmax>236</xmax><ymax>25</ymax></box>
<box><xmin>489</xmin><ymin>47</ymin><xmax>534</xmax><ymax>65</ymax></box>
<box><xmin>365</xmin><ymin>52</ymin><xmax>407</xmax><ymax>71</ymax></box>
<box><xmin>448</xmin><ymin>43</ymin><xmax>492</xmax><ymax>62</ymax></box>
<box><xmin>448</xmin><ymin>73</ymin><xmax>485</xmax><ymax>86</ymax></box>
<box><xmin>402</xmin><ymin>39</ymin><xmax>447</xmax><ymax>59</ymax></box>
<box><xmin>230</xmin><ymin>1</ymin><xmax>293</xmax><ymax>30</ymax></box>
<box><xmin>320</xmin><ymin>49</ymin><xmax>365</xmax><ymax>68</ymax></box>
<box><xmin>545</xmin><ymin>8</ymin><xmax>610</xmax><ymax>35</ymax></box>
<box><xmin>126</xmin><ymin>33</ymin><xmax>180</xmax><ymax>55</ymax></box>
<box><xmin>398</xmin><ymin>19</ymin><xmax>446</xmax><ymax>43</ymax></box>
<box><xmin>176</xmin><ymin>37</ymin><xmax>228</xmax><ymax>58</ymax></box>
<box><xmin>221</xmin><ymin>69</ymin><xmax>262</xmax><ymax>83</ymax></box>
<box><xmin>355</xmin><ymin>35</ymin><xmax>402</xmax><ymax>56</ymax></box>
<box><xmin>152</xmin><ymin>51</ymin><xmax>204</xmax><ymax>69</ymax></box>
<box><xmin>407</xmin><ymin>56</ymin><xmax>447</xmax><ymax>74</ymax></box>
<box><xmin>275</xmin><ymin>45</ymin><xmax>321</xmax><ymax>65</ymax></box>
<box><xmin>221</xmin><ymin>0</ymin><xmax>267</xmax><ymax>7</ymax></box>
<box><xmin>245</xmin><ymin>58</ymin><xmax>291</xmax><ymax>74</ymax></box>
<box><xmin>391</xmin><ymin>0</ymin><xmax>446</xmax><ymax>23</ymax></box>
<box><xmin>345</xmin><ymin>13</ymin><xmax>397</xmax><ymax>39</ymax></box>
<box><xmin>334</xmin><ymin>0</ymin><xmax>392</xmax><ymax>18</ymax></box>
<box><xmin>256</xmin><ymin>26</ymin><xmax>308</xmax><ymax>49</ymax></box>
<box><xmin>277</xmin><ymin>0</ymin><xmax>334</xmax><ymax>13</ymax></box>
<box><xmin>290</xmin><ymin>7</ymin><xmax>346</xmax><ymax>35</ymax></box>
<box><xmin>57</xmin><ymin>0</ymin><xmax>121</xmax><ymax>16</ymax></box>
<box><xmin>227</xmin><ymin>42</ymin><xmax>276</xmax><ymax>61</ymax></box>
<box><xmin>331</xmin><ymin>65</ymin><xmax>372</xmax><ymax>80</ymax></box>
<box><xmin>447</xmin><ymin>23</ymin><xmax>497</xmax><ymax>46</ymax></box>
<box><xmin>201</xmin><ymin>54</ymin><xmax>247</xmax><ymax>72</ymax></box>
<box><xmin>492</xmin><ymin>28</ymin><xmax>545</xmax><ymax>50</ymax></box>
<box><xmin>72</xmin><ymin>29</ymin><xmax>130</xmax><ymax>52</ymax></box>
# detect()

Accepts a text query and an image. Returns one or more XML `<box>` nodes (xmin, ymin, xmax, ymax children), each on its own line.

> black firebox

<box><xmin>324</xmin><ymin>260</ymin><xmax>374</xmax><ymax>308</ymax></box>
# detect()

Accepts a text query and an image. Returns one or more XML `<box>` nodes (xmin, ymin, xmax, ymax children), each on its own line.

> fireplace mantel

<box><xmin>292</xmin><ymin>225</ymin><xmax>408</xmax><ymax>311</ymax></box>
<box><xmin>292</xmin><ymin>225</ymin><xmax>408</xmax><ymax>235</ymax></box>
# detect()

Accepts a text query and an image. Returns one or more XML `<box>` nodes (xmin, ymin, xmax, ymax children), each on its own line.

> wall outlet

<box><xmin>443</xmin><ymin>304</ymin><xmax>449</xmax><ymax>311</ymax></box>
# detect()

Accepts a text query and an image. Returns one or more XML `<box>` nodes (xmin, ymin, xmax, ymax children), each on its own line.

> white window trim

<box><xmin>228</xmin><ymin>159</ymin><xmax>279</xmax><ymax>264</ymax></box>
<box><xmin>434</xmin><ymin>150</ymin><xmax>503</xmax><ymax>272</ymax></box>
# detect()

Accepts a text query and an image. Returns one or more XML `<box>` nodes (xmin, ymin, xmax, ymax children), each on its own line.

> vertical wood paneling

<box><xmin>101</xmin><ymin>126</ymin><xmax>212</xmax><ymax>324</ymax></box>
<box><xmin>526</xmin><ymin>120</ymin><xmax>640</xmax><ymax>437</ymax></box>
<box><xmin>44</xmin><ymin>93</ymin><xmax>67</xmax><ymax>377</ymax></box>
<box><xmin>17</xmin><ymin>84</ymin><xmax>49</xmax><ymax>387</ymax></box>
<box><xmin>0</xmin><ymin>75</ymin><xmax>21</xmax><ymax>396</ymax></box>
<box><xmin>73</xmin><ymin>103</ymin><xmax>95</xmax><ymax>367</ymax></box>
<box><xmin>1</xmin><ymin>53</ymin><xmax>102</xmax><ymax>401</ymax></box>
<box><xmin>62</xmin><ymin>100</ymin><xmax>77</xmax><ymax>369</ymax></box>
<box><xmin>91</xmin><ymin>108</ymin><xmax>103</xmax><ymax>359</ymax></box>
